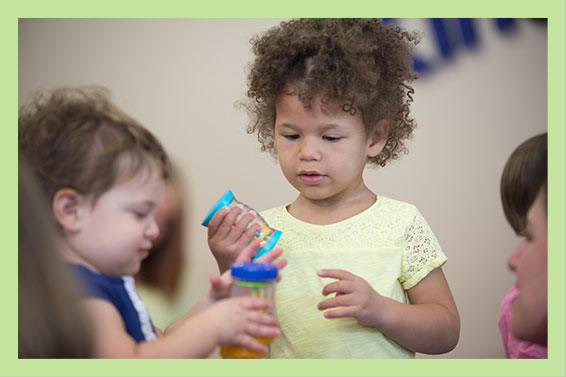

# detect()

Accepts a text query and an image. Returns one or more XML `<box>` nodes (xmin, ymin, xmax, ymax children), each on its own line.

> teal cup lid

<box><xmin>201</xmin><ymin>190</ymin><xmax>234</xmax><ymax>227</ymax></box>
<box><xmin>252</xmin><ymin>229</ymin><xmax>282</xmax><ymax>260</ymax></box>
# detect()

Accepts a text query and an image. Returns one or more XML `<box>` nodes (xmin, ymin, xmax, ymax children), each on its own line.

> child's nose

<box><xmin>298</xmin><ymin>138</ymin><xmax>321</xmax><ymax>161</ymax></box>
<box><xmin>507</xmin><ymin>241</ymin><xmax>524</xmax><ymax>272</ymax></box>
<box><xmin>146</xmin><ymin>218</ymin><xmax>160</xmax><ymax>240</ymax></box>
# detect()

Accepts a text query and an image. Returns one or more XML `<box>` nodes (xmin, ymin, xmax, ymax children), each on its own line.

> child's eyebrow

<box><xmin>277</xmin><ymin>122</ymin><xmax>342</xmax><ymax>131</ymax></box>
<box><xmin>132</xmin><ymin>200</ymin><xmax>157</xmax><ymax>209</ymax></box>
<box><xmin>321</xmin><ymin>124</ymin><xmax>340</xmax><ymax>131</ymax></box>
<box><xmin>277</xmin><ymin>122</ymin><xmax>297</xmax><ymax>129</ymax></box>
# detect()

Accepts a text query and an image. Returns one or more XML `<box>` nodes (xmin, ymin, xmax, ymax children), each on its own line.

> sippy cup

<box><xmin>201</xmin><ymin>190</ymin><xmax>282</xmax><ymax>260</ymax></box>
<box><xmin>219</xmin><ymin>262</ymin><xmax>278</xmax><ymax>358</ymax></box>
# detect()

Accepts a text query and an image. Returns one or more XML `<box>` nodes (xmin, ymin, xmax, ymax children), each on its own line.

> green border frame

<box><xmin>5</xmin><ymin>1</ymin><xmax>565</xmax><ymax>376</ymax></box>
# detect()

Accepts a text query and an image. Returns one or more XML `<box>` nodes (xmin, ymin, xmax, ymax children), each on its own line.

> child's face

<box><xmin>274</xmin><ymin>94</ymin><xmax>382</xmax><ymax>204</ymax></box>
<box><xmin>507</xmin><ymin>190</ymin><xmax>547</xmax><ymax>344</ymax></box>
<box><xmin>72</xmin><ymin>165</ymin><xmax>165</xmax><ymax>276</ymax></box>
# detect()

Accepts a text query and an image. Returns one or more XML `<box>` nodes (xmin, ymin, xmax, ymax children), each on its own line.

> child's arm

<box><xmin>85</xmin><ymin>294</ymin><xmax>280</xmax><ymax>358</ymax></box>
<box><xmin>166</xmin><ymin>240</ymin><xmax>286</xmax><ymax>331</ymax></box>
<box><xmin>164</xmin><ymin>256</ymin><xmax>286</xmax><ymax>337</ymax></box>
<box><xmin>317</xmin><ymin>266</ymin><xmax>460</xmax><ymax>354</ymax></box>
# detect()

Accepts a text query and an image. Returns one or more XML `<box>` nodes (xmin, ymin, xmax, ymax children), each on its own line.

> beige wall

<box><xmin>18</xmin><ymin>18</ymin><xmax>547</xmax><ymax>358</ymax></box>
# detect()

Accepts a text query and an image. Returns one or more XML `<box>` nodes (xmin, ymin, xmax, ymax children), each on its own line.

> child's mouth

<box><xmin>299</xmin><ymin>173</ymin><xmax>325</xmax><ymax>184</ymax></box>
<box><xmin>138</xmin><ymin>249</ymin><xmax>150</xmax><ymax>258</ymax></box>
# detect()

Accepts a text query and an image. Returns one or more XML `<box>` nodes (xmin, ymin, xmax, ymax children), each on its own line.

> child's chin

<box><xmin>132</xmin><ymin>265</ymin><xmax>142</xmax><ymax>275</ymax></box>
<box><xmin>126</xmin><ymin>263</ymin><xmax>142</xmax><ymax>277</ymax></box>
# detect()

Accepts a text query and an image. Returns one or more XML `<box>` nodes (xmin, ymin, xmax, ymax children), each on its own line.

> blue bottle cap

<box><xmin>201</xmin><ymin>190</ymin><xmax>234</xmax><ymax>227</ymax></box>
<box><xmin>230</xmin><ymin>262</ymin><xmax>278</xmax><ymax>281</ymax></box>
<box><xmin>252</xmin><ymin>229</ymin><xmax>282</xmax><ymax>260</ymax></box>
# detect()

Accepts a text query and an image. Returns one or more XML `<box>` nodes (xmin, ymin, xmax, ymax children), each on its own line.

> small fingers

<box><xmin>321</xmin><ymin>307</ymin><xmax>357</xmax><ymax>319</ymax></box>
<box><xmin>245</xmin><ymin>320</ymin><xmax>281</xmax><ymax>340</ymax></box>
<box><xmin>237</xmin><ymin>296</ymin><xmax>272</xmax><ymax>311</ymax></box>
<box><xmin>208</xmin><ymin>206</ymin><xmax>242</xmax><ymax>241</ymax></box>
<box><xmin>317</xmin><ymin>294</ymin><xmax>350</xmax><ymax>311</ymax></box>
<box><xmin>321</xmin><ymin>280</ymin><xmax>352</xmax><ymax>296</ymax></box>
<box><xmin>222</xmin><ymin>208</ymin><xmax>261</xmax><ymax>246</ymax></box>
<box><xmin>235</xmin><ymin>239</ymin><xmax>262</xmax><ymax>262</ymax></box>
<box><xmin>207</xmin><ymin>206</ymin><xmax>229</xmax><ymax>235</ymax></box>
<box><xmin>254</xmin><ymin>247</ymin><xmax>283</xmax><ymax>264</ymax></box>
<box><xmin>234</xmin><ymin>211</ymin><xmax>261</xmax><ymax>239</ymax></box>
<box><xmin>274</xmin><ymin>259</ymin><xmax>288</xmax><ymax>281</ymax></box>
<box><xmin>317</xmin><ymin>269</ymin><xmax>355</xmax><ymax>280</ymax></box>
<box><xmin>234</xmin><ymin>334</ymin><xmax>269</xmax><ymax>354</ymax></box>
<box><xmin>212</xmin><ymin>272</ymin><xmax>233</xmax><ymax>290</ymax></box>
<box><xmin>246</xmin><ymin>310</ymin><xmax>279</xmax><ymax>327</ymax></box>
<box><xmin>209</xmin><ymin>275</ymin><xmax>222</xmax><ymax>289</ymax></box>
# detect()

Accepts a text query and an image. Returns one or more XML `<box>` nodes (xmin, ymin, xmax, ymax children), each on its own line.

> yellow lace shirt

<box><xmin>260</xmin><ymin>195</ymin><xmax>447</xmax><ymax>358</ymax></box>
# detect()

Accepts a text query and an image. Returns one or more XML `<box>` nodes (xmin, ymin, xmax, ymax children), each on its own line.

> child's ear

<box><xmin>52</xmin><ymin>188</ymin><xmax>85</xmax><ymax>233</ymax></box>
<box><xmin>367</xmin><ymin>119</ymin><xmax>390</xmax><ymax>158</ymax></box>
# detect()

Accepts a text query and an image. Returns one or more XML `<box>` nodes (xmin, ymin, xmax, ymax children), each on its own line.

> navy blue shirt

<box><xmin>69</xmin><ymin>264</ymin><xmax>157</xmax><ymax>343</ymax></box>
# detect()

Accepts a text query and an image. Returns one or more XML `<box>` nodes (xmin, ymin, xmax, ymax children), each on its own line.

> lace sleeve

<box><xmin>399</xmin><ymin>209</ymin><xmax>447</xmax><ymax>290</ymax></box>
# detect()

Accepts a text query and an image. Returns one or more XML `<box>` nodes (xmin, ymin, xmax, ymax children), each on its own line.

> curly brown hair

<box><xmin>19</xmin><ymin>86</ymin><xmax>170</xmax><ymax>205</ymax></box>
<box><xmin>241</xmin><ymin>18</ymin><xmax>420</xmax><ymax>167</ymax></box>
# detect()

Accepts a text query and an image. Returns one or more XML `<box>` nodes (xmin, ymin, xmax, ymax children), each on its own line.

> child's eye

<box><xmin>323</xmin><ymin>136</ymin><xmax>342</xmax><ymax>142</ymax></box>
<box><xmin>283</xmin><ymin>134</ymin><xmax>300</xmax><ymax>141</ymax></box>
<box><xmin>133</xmin><ymin>211</ymin><xmax>148</xmax><ymax>219</ymax></box>
<box><xmin>519</xmin><ymin>231</ymin><xmax>533</xmax><ymax>242</ymax></box>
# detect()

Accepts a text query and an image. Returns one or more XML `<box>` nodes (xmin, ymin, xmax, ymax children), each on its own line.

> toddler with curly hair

<box><xmin>207</xmin><ymin>19</ymin><xmax>460</xmax><ymax>358</ymax></box>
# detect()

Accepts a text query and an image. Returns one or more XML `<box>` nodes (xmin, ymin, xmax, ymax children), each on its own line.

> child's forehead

<box><xmin>277</xmin><ymin>93</ymin><xmax>339</xmax><ymax>112</ymax></box>
<box><xmin>116</xmin><ymin>164</ymin><xmax>165</xmax><ymax>186</ymax></box>
<box><xmin>275</xmin><ymin>104</ymin><xmax>369</xmax><ymax>138</ymax></box>
<box><xmin>276</xmin><ymin>94</ymin><xmax>363</xmax><ymax>123</ymax></box>
<box><xmin>114</xmin><ymin>152</ymin><xmax>165</xmax><ymax>177</ymax></box>
<box><xmin>86</xmin><ymin>167</ymin><xmax>165</xmax><ymax>209</ymax></box>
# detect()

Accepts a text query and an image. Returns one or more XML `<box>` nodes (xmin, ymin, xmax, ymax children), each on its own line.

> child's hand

<box><xmin>253</xmin><ymin>246</ymin><xmax>287</xmax><ymax>283</ymax></box>
<box><xmin>207</xmin><ymin>205</ymin><xmax>263</xmax><ymax>273</ymax></box>
<box><xmin>317</xmin><ymin>269</ymin><xmax>384</xmax><ymax>328</ymax></box>
<box><xmin>209</xmin><ymin>240</ymin><xmax>287</xmax><ymax>301</ymax></box>
<box><xmin>209</xmin><ymin>296</ymin><xmax>281</xmax><ymax>355</ymax></box>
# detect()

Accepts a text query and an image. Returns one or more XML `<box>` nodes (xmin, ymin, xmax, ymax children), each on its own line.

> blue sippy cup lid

<box><xmin>230</xmin><ymin>262</ymin><xmax>278</xmax><ymax>281</ymax></box>
<box><xmin>201</xmin><ymin>190</ymin><xmax>234</xmax><ymax>227</ymax></box>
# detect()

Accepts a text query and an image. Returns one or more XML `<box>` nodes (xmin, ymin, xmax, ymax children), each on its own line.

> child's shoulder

<box><xmin>259</xmin><ymin>196</ymin><xmax>420</xmax><ymax>225</ymax></box>
<box><xmin>259</xmin><ymin>204</ymin><xmax>288</xmax><ymax>225</ymax></box>
<box><xmin>260</xmin><ymin>204</ymin><xmax>286</xmax><ymax>217</ymax></box>
<box><xmin>69</xmin><ymin>263</ymin><xmax>126</xmax><ymax>298</ymax></box>
<box><xmin>376</xmin><ymin>195</ymin><xmax>419</xmax><ymax>217</ymax></box>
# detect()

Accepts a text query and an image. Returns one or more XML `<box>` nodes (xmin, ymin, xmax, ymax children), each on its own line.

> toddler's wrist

<box><xmin>367</xmin><ymin>293</ymin><xmax>388</xmax><ymax>329</ymax></box>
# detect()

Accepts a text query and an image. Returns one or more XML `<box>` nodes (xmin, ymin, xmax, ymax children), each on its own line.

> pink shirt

<box><xmin>499</xmin><ymin>283</ymin><xmax>547</xmax><ymax>358</ymax></box>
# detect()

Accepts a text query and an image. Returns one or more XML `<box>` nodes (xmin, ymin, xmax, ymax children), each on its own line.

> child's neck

<box><xmin>288</xmin><ymin>188</ymin><xmax>377</xmax><ymax>226</ymax></box>
<box><xmin>60</xmin><ymin>241</ymin><xmax>102</xmax><ymax>274</ymax></box>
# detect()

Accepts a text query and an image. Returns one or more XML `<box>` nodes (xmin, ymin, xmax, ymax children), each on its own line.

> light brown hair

<box><xmin>136</xmin><ymin>163</ymin><xmax>187</xmax><ymax>300</ymax></box>
<box><xmin>19</xmin><ymin>155</ymin><xmax>93</xmax><ymax>358</ymax></box>
<box><xmin>241</xmin><ymin>18</ymin><xmax>420</xmax><ymax>167</ymax></box>
<box><xmin>18</xmin><ymin>86</ymin><xmax>170</xmax><ymax>206</ymax></box>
